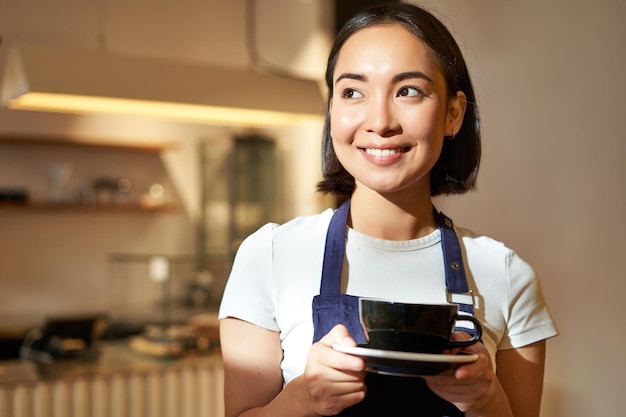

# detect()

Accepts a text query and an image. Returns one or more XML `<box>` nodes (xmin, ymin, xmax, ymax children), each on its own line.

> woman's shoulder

<box><xmin>273</xmin><ymin>208</ymin><xmax>335</xmax><ymax>238</ymax></box>
<box><xmin>239</xmin><ymin>208</ymin><xmax>335</xmax><ymax>248</ymax></box>
<box><xmin>454</xmin><ymin>223</ymin><xmax>509</xmax><ymax>253</ymax></box>
<box><xmin>453</xmin><ymin>224</ymin><xmax>535</xmax><ymax>277</ymax></box>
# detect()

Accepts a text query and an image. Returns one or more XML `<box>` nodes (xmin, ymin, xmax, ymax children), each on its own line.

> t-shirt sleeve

<box><xmin>499</xmin><ymin>249</ymin><xmax>559</xmax><ymax>349</ymax></box>
<box><xmin>218</xmin><ymin>223</ymin><xmax>279</xmax><ymax>331</ymax></box>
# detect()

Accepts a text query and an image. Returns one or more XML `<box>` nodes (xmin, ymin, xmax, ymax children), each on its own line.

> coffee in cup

<box><xmin>359</xmin><ymin>298</ymin><xmax>482</xmax><ymax>354</ymax></box>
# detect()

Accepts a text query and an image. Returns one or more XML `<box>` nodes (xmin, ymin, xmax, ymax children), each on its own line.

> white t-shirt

<box><xmin>219</xmin><ymin>208</ymin><xmax>558</xmax><ymax>384</ymax></box>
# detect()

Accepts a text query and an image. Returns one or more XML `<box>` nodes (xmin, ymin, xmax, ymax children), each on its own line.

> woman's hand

<box><xmin>302</xmin><ymin>324</ymin><xmax>367</xmax><ymax>416</ymax></box>
<box><xmin>422</xmin><ymin>332</ymin><xmax>503</xmax><ymax>415</ymax></box>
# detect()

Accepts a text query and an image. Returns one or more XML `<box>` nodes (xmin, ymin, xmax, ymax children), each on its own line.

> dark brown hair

<box><xmin>317</xmin><ymin>2</ymin><xmax>481</xmax><ymax>197</ymax></box>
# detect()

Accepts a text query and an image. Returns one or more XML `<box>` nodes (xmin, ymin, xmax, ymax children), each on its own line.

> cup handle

<box><xmin>447</xmin><ymin>315</ymin><xmax>483</xmax><ymax>349</ymax></box>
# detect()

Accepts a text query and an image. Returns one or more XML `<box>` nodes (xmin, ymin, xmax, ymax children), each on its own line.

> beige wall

<box><xmin>1</xmin><ymin>0</ymin><xmax>624</xmax><ymax>415</ymax></box>
<box><xmin>425</xmin><ymin>0</ymin><xmax>625</xmax><ymax>415</ymax></box>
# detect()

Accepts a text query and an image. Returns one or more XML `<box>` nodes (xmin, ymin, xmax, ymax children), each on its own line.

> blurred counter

<box><xmin>0</xmin><ymin>341</ymin><xmax>224</xmax><ymax>417</ymax></box>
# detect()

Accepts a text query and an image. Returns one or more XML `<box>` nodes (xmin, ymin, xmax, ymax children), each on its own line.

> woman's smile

<box><xmin>360</xmin><ymin>146</ymin><xmax>412</xmax><ymax>166</ymax></box>
<box><xmin>362</xmin><ymin>147</ymin><xmax>411</xmax><ymax>158</ymax></box>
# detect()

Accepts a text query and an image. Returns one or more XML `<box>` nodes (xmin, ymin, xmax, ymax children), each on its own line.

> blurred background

<box><xmin>0</xmin><ymin>0</ymin><xmax>624</xmax><ymax>416</ymax></box>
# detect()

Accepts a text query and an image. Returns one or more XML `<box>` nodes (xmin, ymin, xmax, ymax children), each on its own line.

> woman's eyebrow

<box><xmin>335</xmin><ymin>72</ymin><xmax>365</xmax><ymax>84</ymax></box>
<box><xmin>335</xmin><ymin>71</ymin><xmax>433</xmax><ymax>85</ymax></box>
<box><xmin>392</xmin><ymin>71</ymin><xmax>433</xmax><ymax>84</ymax></box>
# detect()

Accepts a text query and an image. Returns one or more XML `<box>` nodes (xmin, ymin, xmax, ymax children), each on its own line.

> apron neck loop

<box><xmin>319</xmin><ymin>198</ymin><xmax>475</xmax><ymax>316</ymax></box>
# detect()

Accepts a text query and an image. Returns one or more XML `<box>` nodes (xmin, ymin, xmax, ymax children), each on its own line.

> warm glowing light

<box><xmin>8</xmin><ymin>92</ymin><xmax>323</xmax><ymax>128</ymax></box>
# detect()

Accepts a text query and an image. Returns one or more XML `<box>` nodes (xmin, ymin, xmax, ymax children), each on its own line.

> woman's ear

<box><xmin>446</xmin><ymin>91</ymin><xmax>467</xmax><ymax>137</ymax></box>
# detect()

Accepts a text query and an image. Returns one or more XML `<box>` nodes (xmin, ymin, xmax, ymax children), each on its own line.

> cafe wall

<box><xmin>425</xmin><ymin>0</ymin><xmax>625</xmax><ymax>415</ymax></box>
<box><xmin>0</xmin><ymin>0</ymin><xmax>332</xmax><ymax>325</ymax></box>
<box><xmin>0</xmin><ymin>0</ymin><xmax>624</xmax><ymax>416</ymax></box>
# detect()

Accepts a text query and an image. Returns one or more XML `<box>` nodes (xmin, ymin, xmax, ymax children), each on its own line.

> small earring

<box><xmin>446</xmin><ymin>129</ymin><xmax>456</xmax><ymax>140</ymax></box>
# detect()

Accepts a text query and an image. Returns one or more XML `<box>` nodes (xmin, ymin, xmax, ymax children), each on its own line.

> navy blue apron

<box><xmin>312</xmin><ymin>199</ymin><xmax>476</xmax><ymax>416</ymax></box>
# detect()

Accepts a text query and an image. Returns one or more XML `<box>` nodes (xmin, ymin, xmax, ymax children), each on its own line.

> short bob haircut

<box><xmin>317</xmin><ymin>2</ymin><xmax>482</xmax><ymax>197</ymax></box>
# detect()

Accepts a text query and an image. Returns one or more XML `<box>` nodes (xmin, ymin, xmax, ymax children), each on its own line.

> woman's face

<box><xmin>330</xmin><ymin>23</ymin><xmax>463</xmax><ymax>197</ymax></box>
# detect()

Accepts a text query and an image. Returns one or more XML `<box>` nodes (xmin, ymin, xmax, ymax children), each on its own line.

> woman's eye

<box><xmin>397</xmin><ymin>86</ymin><xmax>424</xmax><ymax>97</ymax></box>
<box><xmin>341</xmin><ymin>88</ymin><xmax>363</xmax><ymax>99</ymax></box>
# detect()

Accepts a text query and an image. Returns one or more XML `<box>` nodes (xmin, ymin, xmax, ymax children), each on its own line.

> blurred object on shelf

<box><xmin>188</xmin><ymin>312</ymin><xmax>220</xmax><ymax>351</ymax></box>
<box><xmin>184</xmin><ymin>269</ymin><xmax>215</xmax><ymax>308</ymax></box>
<box><xmin>149</xmin><ymin>255</ymin><xmax>170</xmax><ymax>283</ymax></box>
<box><xmin>93</xmin><ymin>177</ymin><xmax>118</xmax><ymax>204</ymax></box>
<box><xmin>128</xmin><ymin>324</ymin><xmax>188</xmax><ymax>358</ymax></box>
<box><xmin>128</xmin><ymin>319</ymin><xmax>216</xmax><ymax>358</ymax></box>
<box><xmin>19</xmin><ymin>313</ymin><xmax>109</xmax><ymax>363</ymax></box>
<box><xmin>92</xmin><ymin>176</ymin><xmax>134</xmax><ymax>205</ymax></box>
<box><xmin>140</xmin><ymin>182</ymin><xmax>167</xmax><ymax>207</ymax></box>
<box><xmin>48</xmin><ymin>163</ymin><xmax>73</xmax><ymax>203</ymax></box>
<box><xmin>0</xmin><ymin>188</ymin><xmax>29</xmax><ymax>205</ymax></box>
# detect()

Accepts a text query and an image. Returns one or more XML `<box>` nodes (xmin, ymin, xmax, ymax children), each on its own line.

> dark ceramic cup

<box><xmin>359</xmin><ymin>298</ymin><xmax>482</xmax><ymax>354</ymax></box>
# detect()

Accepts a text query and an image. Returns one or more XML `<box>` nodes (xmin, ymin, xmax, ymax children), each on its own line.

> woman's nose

<box><xmin>363</xmin><ymin>97</ymin><xmax>401</xmax><ymax>137</ymax></box>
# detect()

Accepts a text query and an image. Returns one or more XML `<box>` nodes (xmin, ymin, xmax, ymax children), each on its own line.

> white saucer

<box><xmin>333</xmin><ymin>344</ymin><xmax>478</xmax><ymax>377</ymax></box>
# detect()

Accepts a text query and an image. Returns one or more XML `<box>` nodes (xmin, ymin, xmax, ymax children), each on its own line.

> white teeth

<box><xmin>365</xmin><ymin>148</ymin><xmax>399</xmax><ymax>157</ymax></box>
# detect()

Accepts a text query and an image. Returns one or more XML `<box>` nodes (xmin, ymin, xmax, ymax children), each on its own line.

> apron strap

<box><xmin>437</xmin><ymin>211</ymin><xmax>475</xmax><ymax>316</ymax></box>
<box><xmin>320</xmin><ymin>199</ymin><xmax>350</xmax><ymax>295</ymax></box>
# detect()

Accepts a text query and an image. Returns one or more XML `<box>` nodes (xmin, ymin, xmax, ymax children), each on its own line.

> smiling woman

<box><xmin>218</xmin><ymin>3</ymin><xmax>557</xmax><ymax>417</ymax></box>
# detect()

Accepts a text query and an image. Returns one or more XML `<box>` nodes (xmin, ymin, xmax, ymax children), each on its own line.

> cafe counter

<box><xmin>0</xmin><ymin>341</ymin><xmax>224</xmax><ymax>417</ymax></box>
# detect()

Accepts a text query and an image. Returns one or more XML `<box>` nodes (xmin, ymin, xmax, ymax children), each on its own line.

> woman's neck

<box><xmin>348</xmin><ymin>188</ymin><xmax>437</xmax><ymax>241</ymax></box>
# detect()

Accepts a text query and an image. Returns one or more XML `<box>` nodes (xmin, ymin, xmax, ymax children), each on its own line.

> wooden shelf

<box><xmin>0</xmin><ymin>134</ymin><xmax>177</xmax><ymax>152</ymax></box>
<box><xmin>0</xmin><ymin>202</ymin><xmax>180</xmax><ymax>213</ymax></box>
<box><xmin>0</xmin><ymin>134</ymin><xmax>181</xmax><ymax>214</ymax></box>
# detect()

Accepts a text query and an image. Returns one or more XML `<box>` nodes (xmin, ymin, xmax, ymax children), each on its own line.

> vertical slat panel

<box><xmin>213</xmin><ymin>363</ymin><xmax>225</xmax><ymax>417</ymax></box>
<box><xmin>127</xmin><ymin>372</ymin><xmax>145</xmax><ymax>417</ymax></box>
<box><xmin>145</xmin><ymin>370</ymin><xmax>163</xmax><ymax>417</ymax></box>
<box><xmin>70</xmin><ymin>378</ymin><xmax>89</xmax><ymax>417</ymax></box>
<box><xmin>0</xmin><ymin>387</ymin><xmax>9</xmax><ymax>417</ymax></box>
<box><xmin>0</xmin><ymin>356</ymin><xmax>223</xmax><ymax>417</ymax></box>
<box><xmin>179</xmin><ymin>367</ymin><xmax>195</xmax><ymax>417</ymax></box>
<box><xmin>109</xmin><ymin>374</ymin><xmax>128</xmax><ymax>417</ymax></box>
<box><xmin>163</xmin><ymin>369</ymin><xmax>180</xmax><ymax>417</ymax></box>
<box><xmin>90</xmin><ymin>376</ymin><xmax>109</xmax><ymax>417</ymax></box>
<box><xmin>32</xmin><ymin>382</ymin><xmax>52</xmax><ymax>417</ymax></box>
<box><xmin>12</xmin><ymin>384</ymin><xmax>32</xmax><ymax>417</ymax></box>
<box><xmin>196</xmin><ymin>366</ymin><xmax>210</xmax><ymax>417</ymax></box>
<box><xmin>51</xmin><ymin>381</ymin><xmax>69</xmax><ymax>417</ymax></box>
<box><xmin>197</xmin><ymin>363</ymin><xmax>222</xmax><ymax>417</ymax></box>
